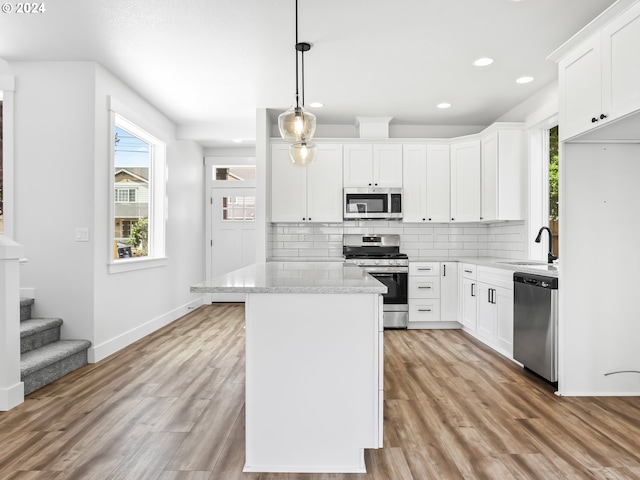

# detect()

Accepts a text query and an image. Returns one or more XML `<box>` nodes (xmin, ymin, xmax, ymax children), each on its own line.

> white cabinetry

<box><xmin>480</xmin><ymin>129</ymin><xmax>525</xmax><ymax>221</ymax></box>
<box><xmin>559</xmin><ymin>2</ymin><xmax>640</xmax><ymax>141</ymax></box>
<box><xmin>408</xmin><ymin>261</ymin><xmax>458</xmax><ymax>326</ymax></box>
<box><xmin>476</xmin><ymin>266</ymin><xmax>514</xmax><ymax>358</ymax></box>
<box><xmin>343</xmin><ymin>144</ymin><xmax>402</xmax><ymax>187</ymax></box>
<box><xmin>460</xmin><ymin>264</ymin><xmax>477</xmax><ymax>333</ymax></box>
<box><xmin>408</xmin><ymin>262</ymin><xmax>440</xmax><ymax>323</ymax></box>
<box><xmin>402</xmin><ymin>144</ymin><xmax>451</xmax><ymax>222</ymax></box>
<box><xmin>450</xmin><ymin>139</ymin><xmax>481</xmax><ymax>222</ymax></box>
<box><xmin>440</xmin><ymin>262</ymin><xmax>458</xmax><ymax>322</ymax></box>
<box><xmin>271</xmin><ymin>143</ymin><xmax>343</xmax><ymax>222</ymax></box>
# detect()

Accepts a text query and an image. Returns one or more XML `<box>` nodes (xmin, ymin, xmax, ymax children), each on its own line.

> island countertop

<box><xmin>190</xmin><ymin>261</ymin><xmax>388</xmax><ymax>294</ymax></box>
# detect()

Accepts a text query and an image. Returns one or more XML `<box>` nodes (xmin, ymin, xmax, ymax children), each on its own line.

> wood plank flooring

<box><xmin>1</xmin><ymin>303</ymin><xmax>639</xmax><ymax>479</ymax></box>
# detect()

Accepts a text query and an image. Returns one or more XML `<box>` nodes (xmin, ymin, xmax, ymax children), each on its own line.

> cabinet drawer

<box><xmin>409</xmin><ymin>278</ymin><xmax>440</xmax><ymax>298</ymax></box>
<box><xmin>461</xmin><ymin>263</ymin><xmax>477</xmax><ymax>280</ymax></box>
<box><xmin>409</xmin><ymin>300</ymin><xmax>441</xmax><ymax>322</ymax></box>
<box><xmin>410</xmin><ymin>262</ymin><xmax>439</xmax><ymax>276</ymax></box>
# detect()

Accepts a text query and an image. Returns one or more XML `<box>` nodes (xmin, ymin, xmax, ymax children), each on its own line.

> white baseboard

<box><xmin>0</xmin><ymin>382</ymin><xmax>24</xmax><ymax>411</ymax></box>
<box><xmin>88</xmin><ymin>296</ymin><xmax>206</xmax><ymax>363</ymax></box>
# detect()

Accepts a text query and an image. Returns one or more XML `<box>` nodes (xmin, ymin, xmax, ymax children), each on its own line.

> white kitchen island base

<box><xmin>243</xmin><ymin>291</ymin><xmax>383</xmax><ymax>473</ymax></box>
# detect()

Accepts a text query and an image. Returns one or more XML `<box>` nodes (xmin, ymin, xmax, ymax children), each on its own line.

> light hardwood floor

<box><xmin>1</xmin><ymin>303</ymin><xmax>639</xmax><ymax>479</ymax></box>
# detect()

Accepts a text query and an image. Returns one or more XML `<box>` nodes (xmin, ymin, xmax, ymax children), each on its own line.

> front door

<box><xmin>210</xmin><ymin>187</ymin><xmax>256</xmax><ymax>302</ymax></box>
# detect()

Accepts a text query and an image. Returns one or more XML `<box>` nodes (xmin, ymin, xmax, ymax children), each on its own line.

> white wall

<box><xmin>10</xmin><ymin>61</ymin><xmax>205</xmax><ymax>362</ymax></box>
<box><xmin>12</xmin><ymin>61</ymin><xmax>97</xmax><ymax>343</ymax></box>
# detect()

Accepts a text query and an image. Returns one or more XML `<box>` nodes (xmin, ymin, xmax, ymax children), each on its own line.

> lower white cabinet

<box><xmin>408</xmin><ymin>261</ymin><xmax>458</xmax><ymax>325</ymax></box>
<box><xmin>475</xmin><ymin>266</ymin><xmax>514</xmax><ymax>358</ymax></box>
<box><xmin>460</xmin><ymin>264</ymin><xmax>477</xmax><ymax>333</ymax></box>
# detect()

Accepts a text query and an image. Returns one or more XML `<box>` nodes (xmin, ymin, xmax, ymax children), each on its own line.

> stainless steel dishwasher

<box><xmin>513</xmin><ymin>272</ymin><xmax>559</xmax><ymax>383</ymax></box>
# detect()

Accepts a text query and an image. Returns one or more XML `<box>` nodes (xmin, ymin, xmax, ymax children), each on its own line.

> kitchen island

<box><xmin>191</xmin><ymin>262</ymin><xmax>386</xmax><ymax>473</ymax></box>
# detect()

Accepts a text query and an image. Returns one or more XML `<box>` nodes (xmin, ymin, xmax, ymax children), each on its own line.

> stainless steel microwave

<box><xmin>344</xmin><ymin>188</ymin><xmax>403</xmax><ymax>220</ymax></box>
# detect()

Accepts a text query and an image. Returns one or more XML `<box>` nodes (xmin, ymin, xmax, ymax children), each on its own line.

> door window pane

<box><xmin>222</xmin><ymin>196</ymin><xmax>255</xmax><ymax>221</ymax></box>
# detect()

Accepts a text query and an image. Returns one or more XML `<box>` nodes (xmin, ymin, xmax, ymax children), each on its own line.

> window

<box><xmin>222</xmin><ymin>195</ymin><xmax>255</xmax><ymax>221</ymax></box>
<box><xmin>549</xmin><ymin>125</ymin><xmax>559</xmax><ymax>258</ymax></box>
<box><xmin>109</xmin><ymin>105</ymin><xmax>166</xmax><ymax>271</ymax></box>
<box><xmin>215</xmin><ymin>166</ymin><xmax>256</xmax><ymax>181</ymax></box>
<box><xmin>115</xmin><ymin>187</ymin><xmax>137</xmax><ymax>203</ymax></box>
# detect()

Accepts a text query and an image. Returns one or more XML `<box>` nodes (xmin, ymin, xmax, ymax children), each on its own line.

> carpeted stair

<box><xmin>20</xmin><ymin>298</ymin><xmax>91</xmax><ymax>395</ymax></box>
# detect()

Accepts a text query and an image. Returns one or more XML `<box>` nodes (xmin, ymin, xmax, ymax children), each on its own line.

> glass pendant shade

<box><xmin>289</xmin><ymin>142</ymin><xmax>317</xmax><ymax>166</ymax></box>
<box><xmin>278</xmin><ymin>104</ymin><xmax>317</xmax><ymax>142</ymax></box>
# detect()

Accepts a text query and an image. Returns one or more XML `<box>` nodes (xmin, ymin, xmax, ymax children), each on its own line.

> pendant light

<box><xmin>278</xmin><ymin>0</ymin><xmax>317</xmax><ymax>165</ymax></box>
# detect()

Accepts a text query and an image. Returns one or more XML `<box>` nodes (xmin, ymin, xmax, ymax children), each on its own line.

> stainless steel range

<box><xmin>343</xmin><ymin>234</ymin><xmax>409</xmax><ymax>329</ymax></box>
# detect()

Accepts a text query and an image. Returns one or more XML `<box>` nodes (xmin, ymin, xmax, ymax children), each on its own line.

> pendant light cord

<box><xmin>294</xmin><ymin>0</ymin><xmax>300</xmax><ymax>109</ymax></box>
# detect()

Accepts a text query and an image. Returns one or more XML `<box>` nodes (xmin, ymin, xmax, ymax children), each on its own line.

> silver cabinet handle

<box><xmin>443</xmin><ymin>264</ymin><xmax>447</xmax><ymax>276</ymax></box>
<box><xmin>418</xmin><ymin>286</ymin><xmax>432</xmax><ymax>289</ymax></box>
<box><xmin>418</xmin><ymin>309</ymin><xmax>432</xmax><ymax>312</ymax></box>
<box><xmin>464</xmin><ymin>269</ymin><xmax>473</xmax><ymax>274</ymax></box>
<box><xmin>418</xmin><ymin>268</ymin><xmax>432</xmax><ymax>271</ymax></box>
<box><xmin>471</xmin><ymin>283</ymin><xmax>475</xmax><ymax>297</ymax></box>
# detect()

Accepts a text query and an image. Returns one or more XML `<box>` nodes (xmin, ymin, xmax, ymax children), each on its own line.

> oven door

<box><xmin>366</xmin><ymin>269</ymin><xmax>408</xmax><ymax>306</ymax></box>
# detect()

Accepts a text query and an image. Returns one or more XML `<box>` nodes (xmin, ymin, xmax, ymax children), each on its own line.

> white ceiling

<box><xmin>0</xmin><ymin>0</ymin><xmax>617</xmax><ymax>148</ymax></box>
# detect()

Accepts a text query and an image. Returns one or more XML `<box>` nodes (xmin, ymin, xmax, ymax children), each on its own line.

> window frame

<box><xmin>108</xmin><ymin>97</ymin><xmax>167</xmax><ymax>274</ymax></box>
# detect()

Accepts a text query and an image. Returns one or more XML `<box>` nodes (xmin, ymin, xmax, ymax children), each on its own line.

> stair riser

<box><xmin>20</xmin><ymin>304</ymin><xmax>32</xmax><ymax>322</ymax></box>
<box><xmin>21</xmin><ymin>327</ymin><xmax>61</xmax><ymax>354</ymax></box>
<box><xmin>22</xmin><ymin>350</ymin><xmax>88</xmax><ymax>396</ymax></box>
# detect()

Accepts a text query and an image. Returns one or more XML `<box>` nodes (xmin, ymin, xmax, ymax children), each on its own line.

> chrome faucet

<box><xmin>535</xmin><ymin>226</ymin><xmax>557</xmax><ymax>264</ymax></box>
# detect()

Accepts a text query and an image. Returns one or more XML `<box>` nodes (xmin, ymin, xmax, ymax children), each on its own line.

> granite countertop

<box><xmin>190</xmin><ymin>262</ymin><xmax>388</xmax><ymax>294</ymax></box>
<box><xmin>410</xmin><ymin>256</ymin><xmax>560</xmax><ymax>277</ymax></box>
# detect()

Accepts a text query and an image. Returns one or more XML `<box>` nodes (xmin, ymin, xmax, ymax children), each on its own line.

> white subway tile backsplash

<box><xmin>267</xmin><ymin>220</ymin><xmax>527</xmax><ymax>260</ymax></box>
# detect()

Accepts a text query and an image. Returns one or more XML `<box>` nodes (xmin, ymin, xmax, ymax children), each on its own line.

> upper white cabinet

<box><xmin>271</xmin><ymin>143</ymin><xmax>343</xmax><ymax>223</ymax></box>
<box><xmin>402</xmin><ymin>144</ymin><xmax>450</xmax><ymax>222</ymax></box>
<box><xmin>559</xmin><ymin>2</ymin><xmax>640</xmax><ymax>141</ymax></box>
<box><xmin>450</xmin><ymin>139</ymin><xmax>481</xmax><ymax>222</ymax></box>
<box><xmin>343</xmin><ymin>144</ymin><xmax>403</xmax><ymax>187</ymax></box>
<box><xmin>480</xmin><ymin>129</ymin><xmax>525</xmax><ymax>222</ymax></box>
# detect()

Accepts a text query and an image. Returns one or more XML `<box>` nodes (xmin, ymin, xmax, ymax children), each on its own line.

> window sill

<box><xmin>108</xmin><ymin>256</ymin><xmax>168</xmax><ymax>274</ymax></box>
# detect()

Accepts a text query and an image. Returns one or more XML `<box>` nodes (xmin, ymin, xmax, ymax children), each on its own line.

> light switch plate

<box><xmin>75</xmin><ymin>227</ymin><xmax>90</xmax><ymax>242</ymax></box>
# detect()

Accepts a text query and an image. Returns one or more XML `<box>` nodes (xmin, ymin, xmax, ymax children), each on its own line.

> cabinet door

<box><xmin>271</xmin><ymin>144</ymin><xmax>307</xmax><ymax>222</ymax></box>
<box><xmin>440</xmin><ymin>262</ymin><xmax>458</xmax><ymax>322</ymax></box>
<box><xmin>602</xmin><ymin>2</ymin><xmax>640</xmax><ymax>124</ymax></box>
<box><xmin>450</xmin><ymin>140</ymin><xmax>481</xmax><ymax>222</ymax></box>
<box><xmin>461</xmin><ymin>277</ymin><xmax>477</xmax><ymax>332</ymax></box>
<box><xmin>343</xmin><ymin>144</ymin><xmax>374</xmax><ymax>187</ymax></box>
<box><xmin>402</xmin><ymin>145</ymin><xmax>427</xmax><ymax>222</ymax></box>
<box><xmin>559</xmin><ymin>36</ymin><xmax>602</xmax><ymax>141</ymax></box>
<box><xmin>476</xmin><ymin>283</ymin><xmax>497</xmax><ymax>346</ymax></box>
<box><xmin>426</xmin><ymin>145</ymin><xmax>451</xmax><ymax>222</ymax></box>
<box><xmin>307</xmin><ymin>144</ymin><xmax>343</xmax><ymax>222</ymax></box>
<box><xmin>481</xmin><ymin>131</ymin><xmax>499</xmax><ymax>222</ymax></box>
<box><xmin>495</xmin><ymin>286</ymin><xmax>514</xmax><ymax>358</ymax></box>
<box><xmin>373</xmin><ymin>144</ymin><xmax>403</xmax><ymax>187</ymax></box>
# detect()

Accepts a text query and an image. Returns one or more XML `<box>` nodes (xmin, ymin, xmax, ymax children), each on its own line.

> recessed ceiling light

<box><xmin>233</xmin><ymin>138</ymin><xmax>243</xmax><ymax>143</ymax></box>
<box><xmin>437</xmin><ymin>103</ymin><xmax>451</xmax><ymax>109</ymax></box>
<box><xmin>473</xmin><ymin>57</ymin><xmax>494</xmax><ymax>67</ymax></box>
<box><xmin>516</xmin><ymin>76</ymin><xmax>534</xmax><ymax>84</ymax></box>
<box><xmin>309</xmin><ymin>102</ymin><xmax>324</xmax><ymax>108</ymax></box>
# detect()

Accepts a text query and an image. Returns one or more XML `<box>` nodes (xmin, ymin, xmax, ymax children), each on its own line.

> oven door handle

<box><xmin>365</xmin><ymin>268</ymin><xmax>409</xmax><ymax>274</ymax></box>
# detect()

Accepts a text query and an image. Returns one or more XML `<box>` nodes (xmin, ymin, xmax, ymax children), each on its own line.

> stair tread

<box><xmin>20</xmin><ymin>298</ymin><xmax>34</xmax><ymax>308</ymax></box>
<box><xmin>21</xmin><ymin>340</ymin><xmax>92</xmax><ymax>376</ymax></box>
<box><xmin>20</xmin><ymin>318</ymin><xmax>63</xmax><ymax>337</ymax></box>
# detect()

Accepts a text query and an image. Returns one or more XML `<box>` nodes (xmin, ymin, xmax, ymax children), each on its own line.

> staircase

<box><xmin>20</xmin><ymin>298</ymin><xmax>91</xmax><ymax>395</ymax></box>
